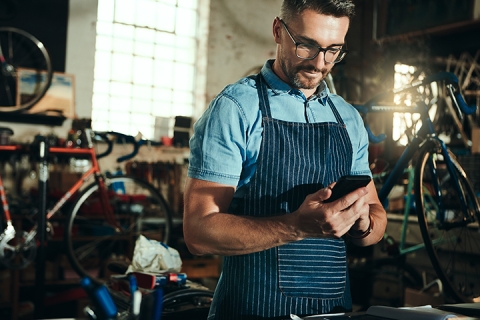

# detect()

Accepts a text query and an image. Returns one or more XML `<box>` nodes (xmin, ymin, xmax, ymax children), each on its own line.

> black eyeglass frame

<box><xmin>278</xmin><ymin>17</ymin><xmax>348</xmax><ymax>64</ymax></box>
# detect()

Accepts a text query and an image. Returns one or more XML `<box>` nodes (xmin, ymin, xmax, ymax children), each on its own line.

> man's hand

<box><xmin>183</xmin><ymin>177</ymin><xmax>386</xmax><ymax>256</ymax></box>
<box><xmin>293</xmin><ymin>183</ymin><xmax>369</xmax><ymax>238</ymax></box>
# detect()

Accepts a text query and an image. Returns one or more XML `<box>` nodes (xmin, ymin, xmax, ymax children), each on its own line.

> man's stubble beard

<box><xmin>279</xmin><ymin>52</ymin><xmax>330</xmax><ymax>90</ymax></box>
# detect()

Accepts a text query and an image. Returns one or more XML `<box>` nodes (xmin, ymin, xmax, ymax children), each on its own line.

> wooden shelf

<box><xmin>0</xmin><ymin>112</ymin><xmax>66</xmax><ymax>126</ymax></box>
<box><xmin>374</xmin><ymin>19</ymin><xmax>480</xmax><ymax>44</ymax></box>
<box><xmin>19</xmin><ymin>279</ymin><xmax>81</xmax><ymax>287</ymax></box>
<box><xmin>69</xmin><ymin>234</ymin><xmax>134</xmax><ymax>241</ymax></box>
<box><xmin>181</xmin><ymin>257</ymin><xmax>222</xmax><ymax>279</ymax></box>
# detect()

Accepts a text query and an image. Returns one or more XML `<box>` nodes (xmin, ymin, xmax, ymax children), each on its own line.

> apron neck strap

<box><xmin>257</xmin><ymin>72</ymin><xmax>345</xmax><ymax>125</ymax></box>
<box><xmin>255</xmin><ymin>73</ymin><xmax>272</xmax><ymax>118</ymax></box>
<box><xmin>326</xmin><ymin>96</ymin><xmax>346</xmax><ymax>125</ymax></box>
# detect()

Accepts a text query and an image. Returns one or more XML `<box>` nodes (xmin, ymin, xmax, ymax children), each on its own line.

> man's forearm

<box><xmin>183</xmin><ymin>211</ymin><xmax>302</xmax><ymax>256</ymax></box>
<box><xmin>182</xmin><ymin>177</ymin><xmax>304</xmax><ymax>256</ymax></box>
<box><xmin>182</xmin><ymin>177</ymin><xmax>384</xmax><ymax>256</ymax></box>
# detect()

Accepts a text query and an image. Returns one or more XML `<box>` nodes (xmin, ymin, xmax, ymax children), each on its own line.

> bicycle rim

<box><xmin>65</xmin><ymin>175</ymin><xmax>173</xmax><ymax>284</ymax></box>
<box><xmin>415</xmin><ymin>143</ymin><xmax>480</xmax><ymax>303</ymax></box>
<box><xmin>0</xmin><ymin>27</ymin><xmax>53</xmax><ymax>112</ymax></box>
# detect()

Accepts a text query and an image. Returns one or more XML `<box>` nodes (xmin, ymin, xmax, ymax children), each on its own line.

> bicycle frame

<box><xmin>0</xmin><ymin>145</ymin><xmax>22</xmax><ymax>222</ymax></box>
<box><xmin>423</xmin><ymin>140</ymin><xmax>474</xmax><ymax>229</ymax></box>
<box><xmin>374</xmin><ymin>97</ymin><xmax>472</xmax><ymax>256</ymax></box>
<box><xmin>1</xmin><ymin>127</ymin><xmax>174</xmax><ymax>286</ymax></box>
<box><xmin>375</xmin><ymin>102</ymin><xmax>430</xmax><ymax>255</ymax></box>
<box><xmin>1</xmin><ymin>129</ymin><xmax>119</xmax><ymax>248</ymax></box>
<box><xmin>355</xmin><ymin>72</ymin><xmax>480</xmax><ymax>302</ymax></box>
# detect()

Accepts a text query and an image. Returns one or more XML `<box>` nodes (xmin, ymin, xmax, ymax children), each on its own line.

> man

<box><xmin>183</xmin><ymin>0</ymin><xmax>387</xmax><ymax>319</ymax></box>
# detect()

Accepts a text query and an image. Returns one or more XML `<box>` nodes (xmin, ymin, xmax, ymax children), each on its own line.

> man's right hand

<box><xmin>183</xmin><ymin>177</ymin><xmax>382</xmax><ymax>256</ymax></box>
<box><xmin>292</xmin><ymin>184</ymin><xmax>369</xmax><ymax>238</ymax></box>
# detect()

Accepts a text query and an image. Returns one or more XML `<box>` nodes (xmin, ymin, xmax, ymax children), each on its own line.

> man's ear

<box><xmin>273</xmin><ymin>17</ymin><xmax>282</xmax><ymax>44</ymax></box>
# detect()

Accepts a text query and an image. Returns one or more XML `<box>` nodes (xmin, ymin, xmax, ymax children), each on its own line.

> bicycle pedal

<box><xmin>46</xmin><ymin>221</ymin><xmax>54</xmax><ymax>236</ymax></box>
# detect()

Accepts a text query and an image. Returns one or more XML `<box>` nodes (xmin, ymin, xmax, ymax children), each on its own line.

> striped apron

<box><xmin>208</xmin><ymin>74</ymin><xmax>353</xmax><ymax>319</ymax></box>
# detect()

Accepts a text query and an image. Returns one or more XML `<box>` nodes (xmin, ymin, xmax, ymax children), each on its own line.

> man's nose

<box><xmin>311</xmin><ymin>51</ymin><xmax>327</xmax><ymax>70</ymax></box>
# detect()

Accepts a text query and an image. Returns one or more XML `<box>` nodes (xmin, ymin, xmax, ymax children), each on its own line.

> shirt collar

<box><xmin>260</xmin><ymin>59</ymin><xmax>330</xmax><ymax>103</ymax></box>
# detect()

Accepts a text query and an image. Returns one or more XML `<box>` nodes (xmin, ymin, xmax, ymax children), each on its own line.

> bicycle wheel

<box><xmin>65</xmin><ymin>175</ymin><xmax>173</xmax><ymax>284</ymax></box>
<box><xmin>0</xmin><ymin>27</ymin><xmax>53</xmax><ymax>112</ymax></box>
<box><xmin>162</xmin><ymin>288</ymin><xmax>213</xmax><ymax>319</ymax></box>
<box><xmin>415</xmin><ymin>140</ymin><xmax>480</xmax><ymax>303</ymax></box>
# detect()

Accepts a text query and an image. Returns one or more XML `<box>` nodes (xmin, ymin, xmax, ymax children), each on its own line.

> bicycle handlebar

<box><xmin>354</xmin><ymin>71</ymin><xmax>477</xmax><ymax>143</ymax></box>
<box><xmin>93</xmin><ymin>132</ymin><xmax>114</xmax><ymax>159</ymax></box>
<box><xmin>109</xmin><ymin>132</ymin><xmax>138</xmax><ymax>162</ymax></box>
<box><xmin>93</xmin><ymin>131</ymin><xmax>161</xmax><ymax>162</ymax></box>
<box><xmin>423</xmin><ymin>72</ymin><xmax>476</xmax><ymax>116</ymax></box>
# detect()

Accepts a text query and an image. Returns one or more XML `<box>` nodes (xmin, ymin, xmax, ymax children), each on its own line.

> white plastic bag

<box><xmin>126</xmin><ymin>234</ymin><xmax>182</xmax><ymax>274</ymax></box>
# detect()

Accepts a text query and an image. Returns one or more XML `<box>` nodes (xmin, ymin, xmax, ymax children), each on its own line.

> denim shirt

<box><xmin>188</xmin><ymin>60</ymin><xmax>371</xmax><ymax>196</ymax></box>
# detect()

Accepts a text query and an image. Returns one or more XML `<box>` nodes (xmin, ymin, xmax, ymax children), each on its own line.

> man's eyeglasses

<box><xmin>278</xmin><ymin>18</ymin><xmax>348</xmax><ymax>64</ymax></box>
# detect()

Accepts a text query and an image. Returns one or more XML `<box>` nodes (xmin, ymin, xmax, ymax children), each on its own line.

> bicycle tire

<box><xmin>414</xmin><ymin>140</ymin><xmax>480</xmax><ymax>303</ymax></box>
<box><xmin>162</xmin><ymin>288</ymin><xmax>214</xmax><ymax>319</ymax></box>
<box><xmin>0</xmin><ymin>27</ymin><xmax>53</xmax><ymax>112</ymax></box>
<box><xmin>163</xmin><ymin>288</ymin><xmax>214</xmax><ymax>305</ymax></box>
<box><xmin>65</xmin><ymin>175</ymin><xmax>173</xmax><ymax>285</ymax></box>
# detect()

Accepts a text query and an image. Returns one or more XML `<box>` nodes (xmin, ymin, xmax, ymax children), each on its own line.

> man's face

<box><xmin>273</xmin><ymin>10</ymin><xmax>349</xmax><ymax>94</ymax></box>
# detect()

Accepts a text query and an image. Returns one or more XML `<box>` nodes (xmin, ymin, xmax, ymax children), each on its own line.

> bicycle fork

<box><xmin>427</xmin><ymin>139</ymin><xmax>476</xmax><ymax>228</ymax></box>
<box><xmin>95</xmin><ymin>173</ymin><xmax>122</xmax><ymax>231</ymax></box>
<box><xmin>378</xmin><ymin>137</ymin><xmax>422</xmax><ymax>206</ymax></box>
<box><xmin>0</xmin><ymin>173</ymin><xmax>37</xmax><ymax>268</ymax></box>
<box><xmin>0</xmin><ymin>173</ymin><xmax>15</xmax><ymax>238</ymax></box>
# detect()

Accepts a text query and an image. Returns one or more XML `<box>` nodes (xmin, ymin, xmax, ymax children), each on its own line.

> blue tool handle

<box><xmin>152</xmin><ymin>288</ymin><xmax>163</xmax><ymax>320</ymax></box>
<box><xmin>81</xmin><ymin>277</ymin><xmax>118</xmax><ymax>319</ymax></box>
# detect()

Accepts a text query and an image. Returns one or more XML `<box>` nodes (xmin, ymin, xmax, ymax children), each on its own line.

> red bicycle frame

<box><xmin>0</xmin><ymin>134</ymin><xmax>121</xmax><ymax>242</ymax></box>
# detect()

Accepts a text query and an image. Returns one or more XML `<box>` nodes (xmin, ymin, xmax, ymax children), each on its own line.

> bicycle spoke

<box><xmin>415</xmin><ymin>143</ymin><xmax>480</xmax><ymax>302</ymax></box>
<box><xmin>0</xmin><ymin>27</ymin><xmax>52</xmax><ymax>112</ymax></box>
<box><xmin>0</xmin><ymin>77</ymin><xmax>14</xmax><ymax>105</ymax></box>
<box><xmin>74</xmin><ymin>235</ymin><xmax>117</xmax><ymax>261</ymax></box>
<box><xmin>65</xmin><ymin>176</ymin><xmax>172</xmax><ymax>284</ymax></box>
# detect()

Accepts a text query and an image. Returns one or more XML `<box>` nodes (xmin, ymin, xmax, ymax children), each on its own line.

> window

<box><xmin>392</xmin><ymin>63</ymin><xmax>419</xmax><ymax>146</ymax></box>
<box><xmin>91</xmin><ymin>0</ymin><xmax>204</xmax><ymax>140</ymax></box>
<box><xmin>392</xmin><ymin>63</ymin><xmax>439</xmax><ymax>146</ymax></box>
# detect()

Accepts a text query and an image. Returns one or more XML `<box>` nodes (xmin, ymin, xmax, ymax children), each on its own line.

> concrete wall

<box><xmin>65</xmin><ymin>0</ymin><xmax>98</xmax><ymax>119</ymax></box>
<box><xmin>205</xmin><ymin>0</ymin><xmax>281</xmax><ymax>102</ymax></box>
<box><xmin>0</xmin><ymin>0</ymin><xmax>97</xmax><ymax>142</ymax></box>
<box><xmin>3</xmin><ymin>0</ymin><xmax>478</xmax><ymax>143</ymax></box>
<box><xmin>1</xmin><ymin>0</ymin><xmax>283</xmax><ymax>142</ymax></box>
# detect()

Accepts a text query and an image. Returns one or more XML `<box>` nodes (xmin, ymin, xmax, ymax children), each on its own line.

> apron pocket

<box><xmin>277</xmin><ymin>238</ymin><xmax>347</xmax><ymax>299</ymax></box>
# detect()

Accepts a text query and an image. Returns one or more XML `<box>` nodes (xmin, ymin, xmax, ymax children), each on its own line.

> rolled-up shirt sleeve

<box><xmin>352</xmin><ymin>124</ymin><xmax>372</xmax><ymax>176</ymax></box>
<box><xmin>349</xmin><ymin>108</ymin><xmax>372</xmax><ymax>177</ymax></box>
<box><xmin>188</xmin><ymin>91</ymin><xmax>247</xmax><ymax>187</ymax></box>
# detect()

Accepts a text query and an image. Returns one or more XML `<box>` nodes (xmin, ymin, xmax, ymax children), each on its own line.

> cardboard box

<box><xmin>0</xmin><ymin>270</ymin><xmax>11</xmax><ymax>303</ymax></box>
<box><xmin>471</xmin><ymin>127</ymin><xmax>480</xmax><ymax>154</ymax></box>
<box><xmin>404</xmin><ymin>287</ymin><xmax>445</xmax><ymax>307</ymax></box>
<box><xmin>49</xmin><ymin>171</ymin><xmax>82</xmax><ymax>193</ymax></box>
<box><xmin>181</xmin><ymin>258</ymin><xmax>221</xmax><ymax>279</ymax></box>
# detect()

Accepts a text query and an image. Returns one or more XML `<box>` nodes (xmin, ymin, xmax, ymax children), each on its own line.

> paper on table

<box><xmin>291</xmin><ymin>312</ymin><xmax>348</xmax><ymax>319</ymax></box>
<box><xmin>438</xmin><ymin>303</ymin><xmax>480</xmax><ymax>317</ymax></box>
<box><xmin>366</xmin><ymin>305</ymin><xmax>458</xmax><ymax>320</ymax></box>
<box><xmin>126</xmin><ymin>235</ymin><xmax>182</xmax><ymax>274</ymax></box>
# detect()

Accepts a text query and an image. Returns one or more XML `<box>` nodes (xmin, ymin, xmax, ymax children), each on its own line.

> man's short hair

<box><xmin>280</xmin><ymin>0</ymin><xmax>356</xmax><ymax>23</ymax></box>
